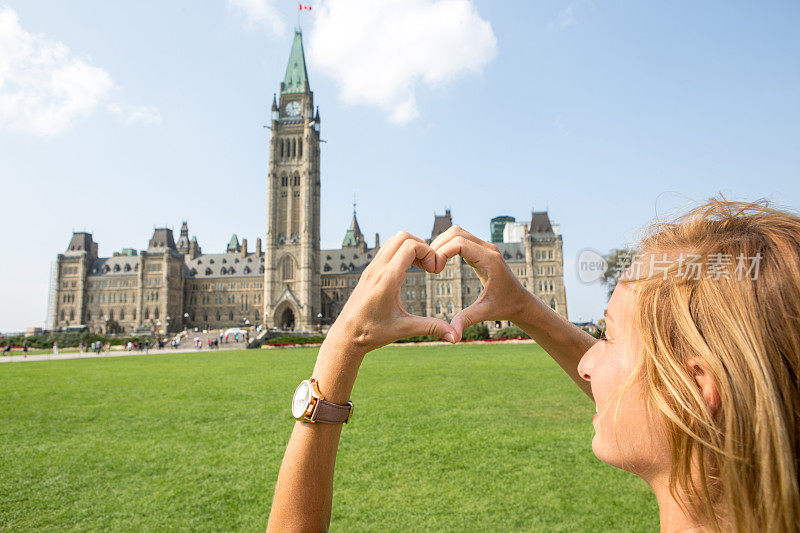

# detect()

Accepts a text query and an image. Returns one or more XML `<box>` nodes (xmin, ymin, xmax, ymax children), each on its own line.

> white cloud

<box><xmin>0</xmin><ymin>6</ymin><xmax>159</xmax><ymax>136</ymax></box>
<box><xmin>107</xmin><ymin>103</ymin><xmax>162</xmax><ymax>126</ymax></box>
<box><xmin>227</xmin><ymin>0</ymin><xmax>285</xmax><ymax>35</ymax></box>
<box><xmin>547</xmin><ymin>1</ymin><xmax>593</xmax><ymax>31</ymax></box>
<box><xmin>308</xmin><ymin>0</ymin><xmax>497</xmax><ymax>124</ymax></box>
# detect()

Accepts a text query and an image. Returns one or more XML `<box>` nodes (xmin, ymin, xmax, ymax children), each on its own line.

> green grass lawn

<box><xmin>0</xmin><ymin>344</ymin><xmax>658</xmax><ymax>532</ymax></box>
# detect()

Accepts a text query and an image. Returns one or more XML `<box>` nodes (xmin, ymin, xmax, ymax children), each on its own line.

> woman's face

<box><xmin>577</xmin><ymin>283</ymin><xmax>671</xmax><ymax>481</ymax></box>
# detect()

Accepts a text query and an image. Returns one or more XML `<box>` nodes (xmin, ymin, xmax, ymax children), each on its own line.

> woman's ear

<box><xmin>685</xmin><ymin>357</ymin><xmax>721</xmax><ymax>415</ymax></box>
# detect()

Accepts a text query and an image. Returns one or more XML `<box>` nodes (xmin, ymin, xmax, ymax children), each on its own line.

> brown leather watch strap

<box><xmin>310</xmin><ymin>398</ymin><xmax>353</xmax><ymax>424</ymax></box>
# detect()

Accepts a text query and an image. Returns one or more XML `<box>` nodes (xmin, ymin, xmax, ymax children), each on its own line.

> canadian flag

<box><xmin>299</xmin><ymin>3</ymin><xmax>312</xmax><ymax>10</ymax></box>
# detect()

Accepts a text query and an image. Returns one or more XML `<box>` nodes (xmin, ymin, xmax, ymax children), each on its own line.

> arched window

<box><xmin>281</xmin><ymin>255</ymin><xmax>295</xmax><ymax>281</ymax></box>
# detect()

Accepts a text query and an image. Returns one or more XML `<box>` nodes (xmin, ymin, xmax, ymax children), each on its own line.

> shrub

<box><xmin>394</xmin><ymin>335</ymin><xmax>441</xmax><ymax>343</ymax></box>
<box><xmin>462</xmin><ymin>324</ymin><xmax>490</xmax><ymax>341</ymax></box>
<box><xmin>494</xmin><ymin>325</ymin><xmax>530</xmax><ymax>339</ymax></box>
<box><xmin>266</xmin><ymin>335</ymin><xmax>324</xmax><ymax>345</ymax></box>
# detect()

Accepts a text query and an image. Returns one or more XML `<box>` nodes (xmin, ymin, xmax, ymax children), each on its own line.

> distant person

<box><xmin>268</xmin><ymin>199</ymin><xmax>800</xmax><ymax>532</ymax></box>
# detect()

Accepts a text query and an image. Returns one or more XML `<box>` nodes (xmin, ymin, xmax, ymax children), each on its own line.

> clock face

<box><xmin>292</xmin><ymin>380</ymin><xmax>312</xmax><ymax>418</ymax></box>
<box><xmin>284</xmin><ymin>101</ymin><xmax>301</xmax><ymax>117</ymax></box>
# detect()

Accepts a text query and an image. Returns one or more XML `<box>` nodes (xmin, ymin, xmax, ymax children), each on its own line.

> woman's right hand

<box><xmin>430</xmin><ymin>226</ymin><xmax>534</xmax><ymax>342</ymax></box>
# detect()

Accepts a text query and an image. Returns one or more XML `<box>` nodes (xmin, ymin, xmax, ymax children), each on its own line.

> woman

<box><xmin>267</xmin><ymin>199</ymin><xmax>800</xmax><ymax>532</ymax></box>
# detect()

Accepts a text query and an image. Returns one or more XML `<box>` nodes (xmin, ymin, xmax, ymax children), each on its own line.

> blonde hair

<box><xmin>623</xmin><ymin>198</ymin><xmax>800</xmax><ymax>532</ymax></box>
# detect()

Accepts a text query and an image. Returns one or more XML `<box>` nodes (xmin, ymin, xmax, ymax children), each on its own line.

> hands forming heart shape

<box><xmin>328</xmin><ymin>225</ymin><xmax>531</xmax><ymax>355</ymax></box>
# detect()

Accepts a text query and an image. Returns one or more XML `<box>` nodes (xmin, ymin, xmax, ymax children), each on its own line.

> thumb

<box><xmin>450</xmin><ymin>301</ymin><xmax>492</xmax><ymax>343</ymax></box>
<box><xmin>401</xmin><ymin>315</ymin><xmax>458</xmax><ymax>344</ymax></box>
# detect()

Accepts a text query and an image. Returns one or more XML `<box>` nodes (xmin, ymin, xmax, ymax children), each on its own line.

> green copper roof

<box><xmin>227</xmin><ymin>234</ymin><xmax>240</xmax><ymax>252</ymax></box>
<box><xmin>282</xmin><ymin>31</ymin><xmax>309</xmax><ymax>94</ymax></box>
<box><xmin>342</xmin><ymin>229</ymin><xmax>357</xmax><ymax>247</ymax></box>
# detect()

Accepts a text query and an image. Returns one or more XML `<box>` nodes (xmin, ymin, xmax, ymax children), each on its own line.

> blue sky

<box><xmin>0</xmin><ymin>0</ymin><xmax>798</xmax><ymax>331</ymax></box>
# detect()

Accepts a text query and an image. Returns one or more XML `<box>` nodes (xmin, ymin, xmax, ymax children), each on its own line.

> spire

<box><xmin>342</xmin><ymin>196</ymin><xmax>365</xmax><ymax>248</ymax></box>
<box><xmin>282</xmin><ymin>30</ymin><xmax>309</xmax><ymax>94</ymax></box>
<box><xmin>176</xmin><ymin>221</ymin><xmax>191</xmax><ymax>253</ymax></box>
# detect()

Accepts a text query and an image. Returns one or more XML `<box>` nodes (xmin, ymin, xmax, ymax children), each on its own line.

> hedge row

<box><xmin>0</xmin><ymin>332</ymin><xmax>152</xmax><ymax>350</ymax></box>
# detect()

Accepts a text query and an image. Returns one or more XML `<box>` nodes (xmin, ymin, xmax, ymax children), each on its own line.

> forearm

<box><xmin>266</xmin><ymin>332</ymin><xmax>365</xmax><ymax>532</ymax></box>
<box><xmin>513</xmin><ymin>292</ymin><xmax>597</xmax><ymax>399</ymax></box>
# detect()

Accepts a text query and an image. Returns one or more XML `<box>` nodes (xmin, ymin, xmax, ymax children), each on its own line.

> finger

<box><xmin>434</xmin><ymin>236</ymin><xmax>500</xmax><ymax>284</ymax></box>
<box><xmin>430</xmin><ymin>225</ymin><xmax>499</xmax><ymax>254</ymax></box>
<box><xmin>398</xmin><ymin>315</ymin><xmax>457</xmax><ymax>344</ymax></box>
<box><xmin>450</xmin><ymin>301</ymin><xmax>493</xmax><ymax>343</ymax></box>
<box><xmin>373</xmin><ymin>231</ymin><xmax>426</xmax><ymax>267</ymax></box>
<box><xmin>387</xmin><ymin>239</ymin><xmax>438</xmax><ymax>277</ymax></box>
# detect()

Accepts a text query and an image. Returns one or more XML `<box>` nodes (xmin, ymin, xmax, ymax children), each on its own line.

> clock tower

<box><xmin>264</xmin><ymin>30</ymin><xmax>322</xmax><ymax>331</ymax></box>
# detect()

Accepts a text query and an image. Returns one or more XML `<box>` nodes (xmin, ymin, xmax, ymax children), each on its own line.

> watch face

<box><xmin>284</xmin><ymin>101</ymin><xmax>301</xmax><ymax>117</ymax></box>
<box><xmin>292</xmin><ymin>380</ymin><xmax>312</xmax><ymax>418</ymax></box>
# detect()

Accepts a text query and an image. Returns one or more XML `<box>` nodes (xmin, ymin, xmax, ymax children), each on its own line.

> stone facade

<box><xmin>48</xmin><ymin>30</ymin><xmax>568</xmax><ymax>335</ymax></box>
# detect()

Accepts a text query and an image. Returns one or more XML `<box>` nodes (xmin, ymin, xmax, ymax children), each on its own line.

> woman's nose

<box><xmin>577</xmin><ymin>346</ymin><xmax>596</xmax><ymax>382</ymax></box>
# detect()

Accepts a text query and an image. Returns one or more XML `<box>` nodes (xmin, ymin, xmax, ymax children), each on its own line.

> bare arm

<box><xmin>266</xmin><ymin>233</ymin><xmax>457</xmax><ymax>532</ymax></box>
<box><xmin>431</xmin><ymin>226</ymin><xmax>596</xmax><ymax>399</ymax></box>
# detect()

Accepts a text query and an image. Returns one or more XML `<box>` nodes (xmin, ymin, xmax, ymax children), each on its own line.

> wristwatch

<box><xmin>291</xmin><ymin>378</ymin><xmax>354</xmax><ymax>424</ymax></box>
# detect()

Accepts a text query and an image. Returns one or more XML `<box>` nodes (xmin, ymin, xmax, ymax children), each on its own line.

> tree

<box><xmin>601</xmin><ymin>247</ymin><xmax>637</xmax><ymax>299</ymax></box>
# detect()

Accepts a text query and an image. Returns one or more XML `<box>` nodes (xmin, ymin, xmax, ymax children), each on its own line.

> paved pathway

<box><xmin>0</xmin><ymin>342</ymin><xmax>248</xmax><ymax>363</ymax></box>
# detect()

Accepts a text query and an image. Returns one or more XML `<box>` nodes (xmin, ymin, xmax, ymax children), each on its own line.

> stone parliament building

<box><xmin>48</xmin><ymin>31</ymin><xmax>568</xmax><ymax>336</ymax></box>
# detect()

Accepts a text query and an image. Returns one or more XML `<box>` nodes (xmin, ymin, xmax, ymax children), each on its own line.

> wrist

<box><xmin>311</xmin><ymin>330</ymin><xmax>367</xmax><ymax>405</ymax></box>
